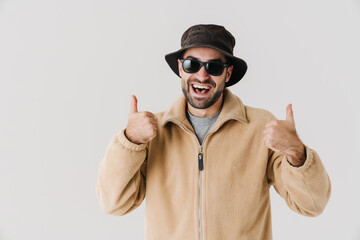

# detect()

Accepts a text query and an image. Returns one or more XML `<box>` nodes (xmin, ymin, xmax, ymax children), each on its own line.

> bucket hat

<box><xmin>165</xmin><ymin>24</ymin><xmax>247</xmax><ymax>87</ymax></box>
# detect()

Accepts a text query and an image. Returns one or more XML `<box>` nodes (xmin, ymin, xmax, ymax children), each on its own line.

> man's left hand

<box><xmin>263</xmin><ymin>104</ymin><xmax>306</xmax><ymax>167</ymax></box>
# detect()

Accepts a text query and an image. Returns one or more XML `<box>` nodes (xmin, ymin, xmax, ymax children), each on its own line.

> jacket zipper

<box><xmin>170</xmin><ymin>116</ymin><xmax>245</xmax><ymax>239</ymax></box>
<box><xmin>171</xmin><ymin>122</ymin><xmax>206</xmax><ymax>240</ymax></box>
<box><xmin>198</xmin><ymin>145</ymin><xmax>203</xmax><ymax>240</ymax></box>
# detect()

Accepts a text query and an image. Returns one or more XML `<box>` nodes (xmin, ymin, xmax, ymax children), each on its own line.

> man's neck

<box><xmin>187</xmin><ymin>93</ymin><xmax>224</xmax><ymax>118</ymax></box>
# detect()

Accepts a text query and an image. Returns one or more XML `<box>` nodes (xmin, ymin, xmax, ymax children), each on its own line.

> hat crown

<box><xmin>181</xmin><ymin>24</ymin><xmax>236</xmax><ymax>55</ymax></box>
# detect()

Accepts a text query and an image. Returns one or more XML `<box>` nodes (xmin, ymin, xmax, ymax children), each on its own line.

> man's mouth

<box><xmin>191</xmin><ymin>84</ymin><xmax>212</xmax><ymax>95</ymax></box>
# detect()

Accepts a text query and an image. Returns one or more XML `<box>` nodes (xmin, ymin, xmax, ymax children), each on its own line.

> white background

<box><xmin>1</xmin><ymin>0</ymin><xmax>359</xmax><ymax>239</ymax></box>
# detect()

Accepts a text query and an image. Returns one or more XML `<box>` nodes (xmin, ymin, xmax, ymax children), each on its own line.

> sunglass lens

<box><xmin>182</xmin><ymin>59</ymin><xmax>200</xmax><ymax>73</ymax></box>
<box><xmin>206</xmin><ymin>62</ymin><xmax>224</xmax><ymax>76</ymax></box>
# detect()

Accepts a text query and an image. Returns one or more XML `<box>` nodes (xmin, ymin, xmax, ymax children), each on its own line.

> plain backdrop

<box><xmin>1</xmin><ymin>0</ymin><xmax>359</xmax><ymax>239</ymax></box>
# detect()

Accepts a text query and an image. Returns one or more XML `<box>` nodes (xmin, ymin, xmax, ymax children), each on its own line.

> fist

<box><xmin>124</xmin><ymin>95</ymin><xmax>157</xmax><ymax>144</ymax></box>
<box><xmin>263</xmin><ymin>104</ymin><xmax>306</xmax><ymax>166</ymax></box>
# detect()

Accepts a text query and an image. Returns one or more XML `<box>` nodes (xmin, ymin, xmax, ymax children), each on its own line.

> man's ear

<box><xmin>225</xmin><ymin>65</ymin><xmax>233</xmax><ymax>83</ymax></box>
<box><xmin>178</xmin><ymin>59</ymin><xmax>182</xmax><ymax>76</ymax></box>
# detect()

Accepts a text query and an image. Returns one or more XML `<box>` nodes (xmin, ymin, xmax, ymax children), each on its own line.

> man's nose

<box><xmin>194</xmin><ymin>65</ymin><xmax>209</xmax><ymax>80</ymax></box>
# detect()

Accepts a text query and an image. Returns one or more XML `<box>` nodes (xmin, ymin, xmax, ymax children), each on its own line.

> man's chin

<box><xmin>189</xmin><ymin>102</ymin><xmax>209</xmax><ymax>110</ymax></box>
<box><xmin>182</xmin><ymin>86</ymin><xmax>223</xmax><ymax>110</ymax></box>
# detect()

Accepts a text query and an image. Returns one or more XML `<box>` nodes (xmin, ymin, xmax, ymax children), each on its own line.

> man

<box><xmin>96</xmin><ymin>24</ymin><xmax>331</xmax><ymax>240</ymax></box>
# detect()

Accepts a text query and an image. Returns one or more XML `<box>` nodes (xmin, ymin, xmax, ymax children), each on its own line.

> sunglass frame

<box><xmin>180</xmin><ymin>59</ymin><xmax>231</xmax><ymax>76</ymax></box>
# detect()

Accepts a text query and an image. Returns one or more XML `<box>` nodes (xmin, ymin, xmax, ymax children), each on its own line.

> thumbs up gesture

<box><xmin>263</xmin><ymin>104</ymin><xmax>306</xmax><ymax>167</ymax></box>
<box><xmin>124</xmin><ymin>95</ymin><xmax>157</xmax><ymax>144</ymax></box>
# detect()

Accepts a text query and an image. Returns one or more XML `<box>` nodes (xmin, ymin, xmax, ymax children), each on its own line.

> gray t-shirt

<box><xmin>186</xmin><ymin>110</ymin><xmax>220</xmax><ymax>145</ymax></box>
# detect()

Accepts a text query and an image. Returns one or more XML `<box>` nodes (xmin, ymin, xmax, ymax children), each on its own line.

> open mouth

<box><xmin>191</xmin><ymin>84</ymin><xmax>211</xmax><ymax>95</ymax></box>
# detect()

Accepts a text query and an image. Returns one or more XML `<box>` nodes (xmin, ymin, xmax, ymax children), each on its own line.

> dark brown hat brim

<box><xmin>165</xmin><ymin>44</ymin><xmax>247</xmax><ymax>87</ymax></box>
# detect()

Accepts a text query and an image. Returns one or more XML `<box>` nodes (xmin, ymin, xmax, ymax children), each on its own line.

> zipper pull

<box><xmin>198</xmin><ymin>153</ymin><xmax>203</xmax><ymax>171</ymax></box>
<box><xmin>198</xmin><ymin>146</ymin><xmax>203</xmax><ymax>171</ymax></box>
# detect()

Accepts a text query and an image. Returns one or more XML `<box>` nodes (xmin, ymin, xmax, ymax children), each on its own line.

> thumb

<box><xmin>286</xmin><ymin>103</ymin><xmax>295</xmax><ymax>124</ymax></box>
<box><xmin>130</xmin><ymin>95</ymin><xmax>138</xmax><ymax>113</ymax></box>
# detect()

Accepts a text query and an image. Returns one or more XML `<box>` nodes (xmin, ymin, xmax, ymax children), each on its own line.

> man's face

<box><xmin>178</xmin><ymin>47</ymin><xmax>233</xmax><ymax>110</ymax></box>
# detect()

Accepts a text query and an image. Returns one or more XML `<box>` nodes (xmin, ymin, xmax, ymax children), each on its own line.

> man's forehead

<box><xmin>182</xmin><ymin>47</ymin><xmax>226</xmax><ymax>61</ymax></box>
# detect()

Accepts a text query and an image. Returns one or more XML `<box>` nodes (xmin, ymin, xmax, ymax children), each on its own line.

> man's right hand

<box><xmin>124</xmin><ymin>95</ymin><xmax>157</xmax><ymax>144</ymax></box>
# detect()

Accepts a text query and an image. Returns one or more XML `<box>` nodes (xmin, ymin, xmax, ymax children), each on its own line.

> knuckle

<box><xmin>152</xmin><ymin>126</ymin><xmax>157</xmax><ymax>133</ymax></box>
<box><xmin>144</xmin><ymin>111</ymin><xmax>154</xmax><ymax>117</ymax></box>
<box><xmin>266</xmin><ymin>126</ymin><xmax>275</xmax><ymax>133</ymax></box>
<box><xmin>138</xmin><ymin>112</ymin><xmax>145</xmax><ymax>118</ymax></box>
<box><xmin>266</xmin><ymin>120</ymin><xmax>276</xmax><ymax>128</ymax></box>
<box><xmin>145</xmin><ymin>117</ymin><xmax>151</xmax><ymax>124</ymax></box>
<box><xmin>143</xmin><ymin>112</ymin><xmax>150</xmax><ymax>118</ymax></box>
<box><xmin>150</xmin><ymin>127</ymin><xmax>157</xmax><ymax>136</ymax></box>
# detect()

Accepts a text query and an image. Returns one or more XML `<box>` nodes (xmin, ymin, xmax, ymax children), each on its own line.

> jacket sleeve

<box><xmin>267</xmin><ymin>144</ymin><xmax>331</xmax><ymax>217</ymax></box>
<box><xmin>96</xmin><ymin>129</ymin><xmax>147</xmax><ymax>216</ymax></box>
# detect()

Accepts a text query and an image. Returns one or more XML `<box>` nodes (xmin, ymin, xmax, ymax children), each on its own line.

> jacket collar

<box><xmin>160</xmin><ymin>89</ymin><xmax>248</xmax><ymax>131</ymax></box>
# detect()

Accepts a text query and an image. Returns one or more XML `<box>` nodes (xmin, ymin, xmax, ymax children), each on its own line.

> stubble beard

<box><xmin>181</xmin><ymin>77</ymin><xmax>226</xmax><ymax>110</ymax></box>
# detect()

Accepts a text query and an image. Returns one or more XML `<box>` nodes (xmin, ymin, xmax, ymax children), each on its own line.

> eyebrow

<box><xmin>185</xmin><ymin>55</ymin><xmax>224</xmax><ymax>63</ymax></box>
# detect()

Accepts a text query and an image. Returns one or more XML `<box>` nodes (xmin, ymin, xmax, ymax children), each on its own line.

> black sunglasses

<box><xmin>180</xmin><ymin>59</ymin><xmax>231</xmax><ymax>76</ymax></box>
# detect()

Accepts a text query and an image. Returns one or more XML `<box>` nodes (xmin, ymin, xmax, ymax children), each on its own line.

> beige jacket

<box><xmin>96</xmin><ymin>89</ymin><xmax>331</xmax><ymax>240</ymax></box>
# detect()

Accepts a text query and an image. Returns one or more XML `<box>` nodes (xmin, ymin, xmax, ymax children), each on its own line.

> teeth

<box><xmin>193</xmin><ymin>84</ymin><xmax>210</xmax><ymax>90</ymax></box>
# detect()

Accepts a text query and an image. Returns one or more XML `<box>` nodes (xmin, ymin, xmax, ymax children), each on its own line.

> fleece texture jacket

<box><xmin>96</xmin><ymin>89</ymin><xmax>331</xmax><ymax>240</ymax></box>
